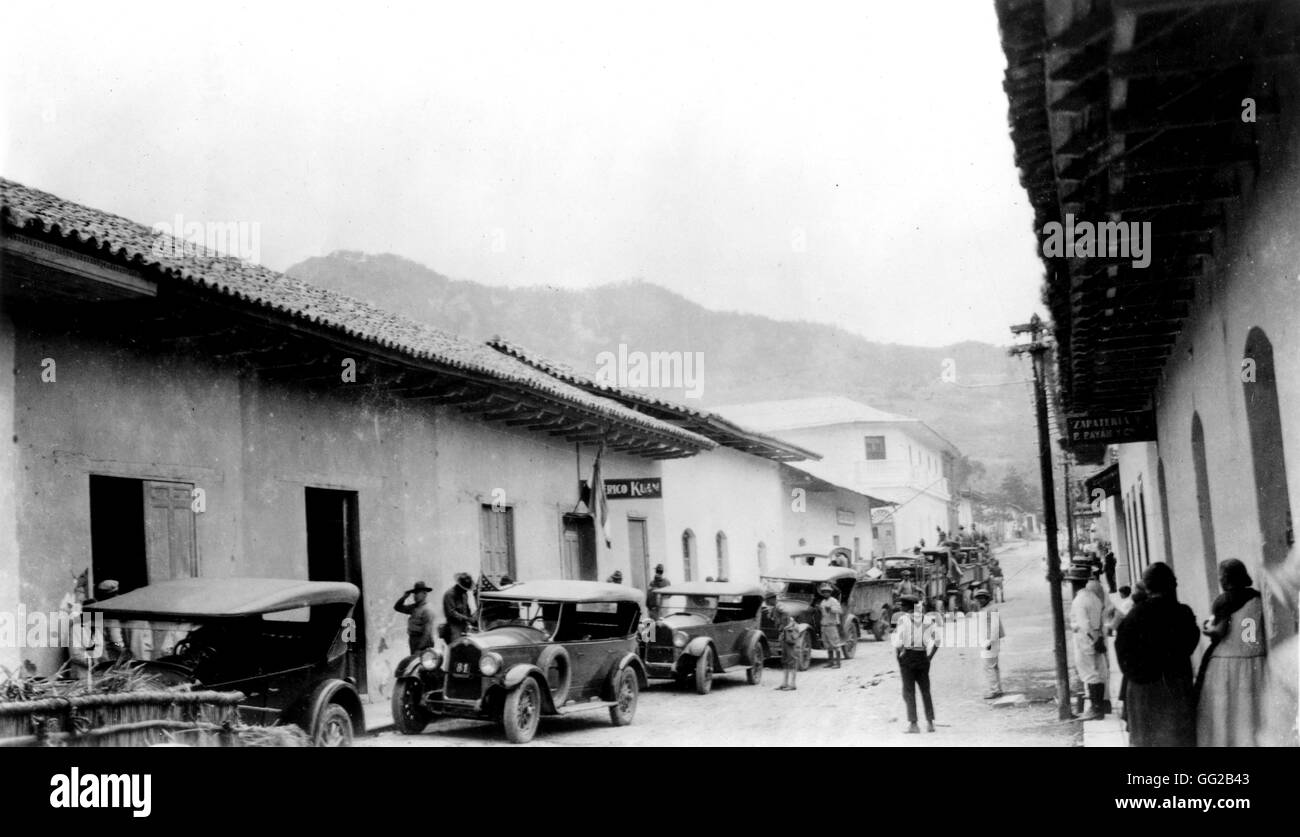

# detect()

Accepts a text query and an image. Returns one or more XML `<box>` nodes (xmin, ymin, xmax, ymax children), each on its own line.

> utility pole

<box><xmin>1010</xmin><ymin>314</ymin><xmax>1073</xmax><ymax>721</ymax></box>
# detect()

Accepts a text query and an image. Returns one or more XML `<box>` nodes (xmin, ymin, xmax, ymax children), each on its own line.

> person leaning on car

<box><xmin>443</xmin><ymin>573</ymin><xmax>477</xmax><ymax>642</ymax></box>
<box><xmin>394</xmin><ymin>581</ymin><xmax>437</xmax><ymax>655</ymax></box>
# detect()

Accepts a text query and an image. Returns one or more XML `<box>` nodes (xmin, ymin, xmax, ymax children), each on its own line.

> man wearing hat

<box><xmin>443</xmin><ymin>573</ymin><xmax>477</xmax><ymax>644</ymax></box>
<box><xmin>650</xmin><ymin>564</ymin><xmax>671</xmax><ymax>589</ymax></box>
<box><xmin>891</xmin><ymin>592</ymin><xmax>941</xmax><ymax>733</ymax></box>
<box><xmin>974</xmin><ymin>589</ymin><xmax>1005</xmax><ymax>699</ymax></box>
<box><xmin>394</xmin><ymin>581</ymin><xmax>438</xmax><ymax>654</ymax></box>
<box><xmin>607</xmin><ymin>570</ymin><xmax>624</xmax><ymax>584</ymax></box>
<box><xmin>817</xmin><ymin>584</ymin><xmax>845</xmax><ymax>668</ymax></box>
<box><xmin>1068</xmin><ymin>567</ymin><xmax>1111</xmax><ymax>720</ymax></box>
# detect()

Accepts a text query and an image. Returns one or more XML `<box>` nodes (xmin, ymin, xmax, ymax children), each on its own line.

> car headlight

<box><xmin>672</xmin><ymin>631</ymin><xmax>688</xmax><ymax>648</ymax></box>
<box><xmin>420</xmin><ymin>649</ymin><xmax>441</xmax><ymax>670</ymax></box>
<box><xmin>479</xmin><ymin>652</ymin><xmax>503</xmax><ymax>676</ymax></box>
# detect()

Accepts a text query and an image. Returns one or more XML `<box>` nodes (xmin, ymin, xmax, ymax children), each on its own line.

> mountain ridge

<box><xmin>285</xmin><ymin>251</ymin><xmax>1038</xmax><ymax>492</ymax></box>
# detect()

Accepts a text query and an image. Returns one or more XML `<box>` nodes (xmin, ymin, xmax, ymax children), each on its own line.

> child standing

<box><xmin>777</xmin><ymin>611</ymin><xmax>805</xmax><ymax>690</ymax></box>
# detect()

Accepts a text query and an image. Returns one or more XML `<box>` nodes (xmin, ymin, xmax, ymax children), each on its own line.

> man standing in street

<box><xmin>1069</xmin><ymin>569</ymin><xmax>1111</xmax><ymax>720</ymax></box>
<box><xmin>974</xmin><ymin>589</ymin><xmax>1005</xmax><ymax>699</ymax></box>
<box><xmin>892</xmin><ymin>593</ymin><xmax>940</xmax><ymax>734</ymax></box>
<box><xmin>650</xmin><ymin>564</ymin><xmax>671</xmax><ymax>589</ymax></box>
<box><xmin>394</xmin><ymin>581</ymin><xmax>437</xmax><ymax>654</ymax></box>
<box><xmin>442</xmin><ymin>573</ymin><xmax>477</xmax><ymax>643</ymax></box>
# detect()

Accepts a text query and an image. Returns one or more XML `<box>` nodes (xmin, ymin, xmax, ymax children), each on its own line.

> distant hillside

<box><xmin>286</xmin><ymin>251</ymin><xmax>1038</xmax><ymax>494</ymax></box>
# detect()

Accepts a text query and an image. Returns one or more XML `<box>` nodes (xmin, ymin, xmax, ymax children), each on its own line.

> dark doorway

<box><xmin>1242</xmin><ymin>327</ymin><xmax>1296</xmax><ymax>643</ymax></box>
<box><xmin>305</xmin><ymin>488</ymin><xmax>366</xmax><ymax>693</ymax></box>
<box><xmin>562</xmin><ymin>514</ymin><xmax>597</xmax><ymax>581</ymax></box>
<box><xmin>90</xmin><ymin>475</ymin><xmax>196</xmax><ymax>593</ymax></box>
<box><xmin>1191</xmin><ymin>413</ymin><xmax>1219</xmax><ymax>610</ymax></box>
<box><xmin>89</xmin><ymin>476</ymin><xmax>148</xmax><ymax>594</ymax></box>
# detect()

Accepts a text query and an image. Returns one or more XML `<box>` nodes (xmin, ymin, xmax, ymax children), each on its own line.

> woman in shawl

<box><xmin>1115</xmin><ymin>562</ymin><xmax>1199</xmax><ymax>747</ymax></box>
<box><xmin>1195</xmin><ymin>559</ymin><xmax>1266</xmax><ymax>746</ymax></box>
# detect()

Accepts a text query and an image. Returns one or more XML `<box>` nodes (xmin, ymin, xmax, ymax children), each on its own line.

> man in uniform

<box><xmin>650</xmin><ymin>564</ymin><xmax>671</xmax><ymax>589</ymax></box>
<box><xmin>1069</xmin><ymin>568</ymin><xmax>1111</xmax><ymax>720</ymax></box>
<box><xmin>891</xmin><ymin>592</ymin><xmax>940</xmax><ymax>733</ymax></box>
<box><xmin>393</xmin><ymin>581</ymin><xmax>437</xmax><ymax>654</ymax></box>
<box><xmin>442</xmin><ymin>573</ymin><xmax>477</xmax><ymax>643</ymax></box>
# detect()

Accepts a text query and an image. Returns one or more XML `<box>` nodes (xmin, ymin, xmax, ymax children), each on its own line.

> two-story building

<box><xmin>717</xmin><ymin>397</ymin><xmax>961</xmax><ymax>554</ymax></box>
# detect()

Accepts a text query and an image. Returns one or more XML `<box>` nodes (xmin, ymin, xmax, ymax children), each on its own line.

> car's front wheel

<box><xmin>694</xmin><ymin>649</ymin><xmax>715</xmax><ymax>695</ymax></box>
<box><xmin>503</xmin><ymin>678</ymin><xmax>542</xmax><ymax>744</ymax></box>
<box><xmin>609</xmin><ymin>667</ymin><xmax>638</xmax><ymax>726</ymax></box>
<box><xmin>313</xmin><ymin>704</ymin><xmax>354</xmax><ymax>747</ymax></box>
<box><xmin>391</xmin><ymin>678</ymin><xmax>431</xmax><ymax>735</ymax></box>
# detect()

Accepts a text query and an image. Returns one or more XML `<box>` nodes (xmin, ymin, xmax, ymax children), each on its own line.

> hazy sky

<box><xmin>2</xmin><ymin>0</ymin><xmax>1045</xmax><ymax>347</ymax></box>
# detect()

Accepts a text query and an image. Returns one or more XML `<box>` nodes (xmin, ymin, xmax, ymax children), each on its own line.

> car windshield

<box><xmin>101</xmin><ymin>618</ymin><xmax>206</xmax><ymax>661</ymax></box>
<box><xmin>761</xmin><ymin>579</ymin><xmax>820</xmax><ymax>602</ymax></box>
<box><xmin>651</xmin><ymin>594</ymin><xmax>717</xmax><ymax>620</ymax></box>
<box><xmin>479</xmin><ymin>599</ymin><xmax>562</xmax><ymax>638</ymax></box>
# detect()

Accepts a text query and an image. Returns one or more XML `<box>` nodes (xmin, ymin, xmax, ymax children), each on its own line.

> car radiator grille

<box><xmin>445</xmin><ymin>644</ymin><xmax>483</xmax><ymax>701</ymax></box>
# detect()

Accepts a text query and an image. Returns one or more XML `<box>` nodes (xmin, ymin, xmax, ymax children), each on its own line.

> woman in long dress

<box><xmin>1195</xmin><ymin>559</ymin><xmax>1266</xmax><ymax>746</ymax></box>
<box><xmin>1115</xmin><ymin>562</ymin><xmax>1199</xmax><ymax>747</ymax></box>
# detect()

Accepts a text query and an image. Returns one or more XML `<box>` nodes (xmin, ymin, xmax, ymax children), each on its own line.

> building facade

<box><xmin>718</xmin><ymin>397</ymin><xmax>960</xmax><ymax>552</ymax></box>
<box><xmin>997</xmin><ymin>0</ymin><xmax>1299</xmax><ymax>744</ymax></box>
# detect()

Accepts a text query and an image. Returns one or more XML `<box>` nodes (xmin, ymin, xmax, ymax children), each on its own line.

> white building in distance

<box><xmin>717</xmin><ymin>397</ymin><xmax>960</xmax><ymax>555</ymax></box>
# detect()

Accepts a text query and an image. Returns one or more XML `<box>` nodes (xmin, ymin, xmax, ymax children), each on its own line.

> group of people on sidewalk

<box><xmin>1070</xmin><ymin>557</ymin><xmax>1291</xmax><ymax>747</ymax></box>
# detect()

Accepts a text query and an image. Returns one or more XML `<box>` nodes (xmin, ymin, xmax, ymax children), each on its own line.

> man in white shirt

<box><xmin>891</xmin><ymin>593</ymin><xmax>941</xmax><ymax>734</ymax></box>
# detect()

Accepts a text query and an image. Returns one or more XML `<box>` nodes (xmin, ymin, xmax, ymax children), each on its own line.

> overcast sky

<box><xmin>2</xmin><ymin>0</ymin><xmax>1045</xmax><ymax>347</ymax></box>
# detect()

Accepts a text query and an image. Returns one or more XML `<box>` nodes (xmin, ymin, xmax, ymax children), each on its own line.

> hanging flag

<box><xmin>591</xmin><ymin>441</ymin><xmax>612</xmax><ymax>548</ymax></box>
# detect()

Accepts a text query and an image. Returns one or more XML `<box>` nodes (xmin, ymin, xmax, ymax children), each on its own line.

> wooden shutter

<box><xmin>480</xmin><ymin>505</ymin><xmax>515</xmax><ymax>577</ymax></box>
<box><xmin>143</xmin><ymin>480</ymin><xmax>197</xmax><ymax>582</ymax></box>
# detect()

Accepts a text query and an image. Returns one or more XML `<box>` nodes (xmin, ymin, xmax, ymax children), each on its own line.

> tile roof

<box><xmin>0</xmin><ymin>177</ymin><xmax>713</xmax><ymax>451</ymax></box>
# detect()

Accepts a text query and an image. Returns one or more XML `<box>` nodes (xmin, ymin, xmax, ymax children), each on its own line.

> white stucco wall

<box><xmin>660</xmin><ymin>448</ymin><xmax>782</xmax><ymax>585</ymax></box>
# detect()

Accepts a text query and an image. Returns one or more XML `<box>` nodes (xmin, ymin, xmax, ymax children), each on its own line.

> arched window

<box><xmin>1191</xmin><ymin>413</ymin><xmax>1219</xmax><ymax>604</ymax></box>
<box><xmin>757</xmin><ymin>541</ymin><xmax>768</xmax><ymax>574</ymax></box>
<box><xmin>1242</xmin><ymin>327</ymin><xmax>1295</xmax><ymax>644</ymax></box>
<box><xmin>715</xmin><ymin>531</ymin><xmax>729</xmax><ymax>580</ymax></box>
<box><xmin>681</xmin><ymin>529</ymin><xmax>696</xmax><ymax>582</ymax></box>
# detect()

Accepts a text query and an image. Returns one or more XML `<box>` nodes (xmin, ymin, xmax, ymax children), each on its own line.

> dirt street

<box><xmin>360</xmin><ymin>540</ymin><xmax>1082</xmax><ymax>747</ymax></box>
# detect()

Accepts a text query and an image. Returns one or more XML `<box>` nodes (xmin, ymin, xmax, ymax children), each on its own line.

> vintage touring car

<box><xmin>83</xmin><ymin>577</ymin><xmax>364</xmax><ymax>746</ymax></box>
<box><xmin>391</xmin><ymin>580</ymin><xmax>647</xmax><ymax>744</ymax></box>
<box><xmin>642</xmin><ymin>581</ymin><xmax>768</xmax><ymax>693</ymax></box>
<box><xmin>759</xmin><ymin>566</ymin><xmax>861</xmax><ymax>669</ymax></box>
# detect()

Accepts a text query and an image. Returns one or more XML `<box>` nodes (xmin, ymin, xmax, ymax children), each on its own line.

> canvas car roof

<box><xmin>761</xmin><ymin>566</ymin><xmax>856</xmax><ymax>583</ymax></box>
<box><xmin>83</xmin><ymin>577</ymin><xmax>360</xmax><ymax>619</ymax></box>
<box><xmin>650</xmin><ymin>581</ymin><xmax>764</xmax><ymax>598</ymax></box>
<box><xmin>478</xmin><ymin>580</ymin><xmax>646</xmax><ymax>605</ymax></box>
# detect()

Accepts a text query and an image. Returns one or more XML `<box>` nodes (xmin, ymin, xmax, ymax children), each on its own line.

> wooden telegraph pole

<box><xmin>1010</xmin><ymin>314</ymin><xmax>1073</xmax><ymax>721</ymax></box>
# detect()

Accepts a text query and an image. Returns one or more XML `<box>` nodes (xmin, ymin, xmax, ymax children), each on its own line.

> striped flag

<box><xmin>592</xmin><ymin>442</ymin><xmax>612</xmax><ymax>548</ymax></box>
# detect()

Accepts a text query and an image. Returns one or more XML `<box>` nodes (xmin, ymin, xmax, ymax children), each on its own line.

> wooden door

<box><xmin>481</xmin><ymin>506</ymin><xmax>516</xmax><ymax>577</ymax></box>
<box><xmin>563</xmin><ymin>514</ymin><xmax>597</xmax><ymax>580</ymax></box>
<box><xmin>143</xmin><ymin>481</ymin><xmax>197</xmax><ymax>583</ymax></box>
<box><xmin>627</xmin><ymin>518</ymin><xmax>649</xmax><ymax>590</ymax></box>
